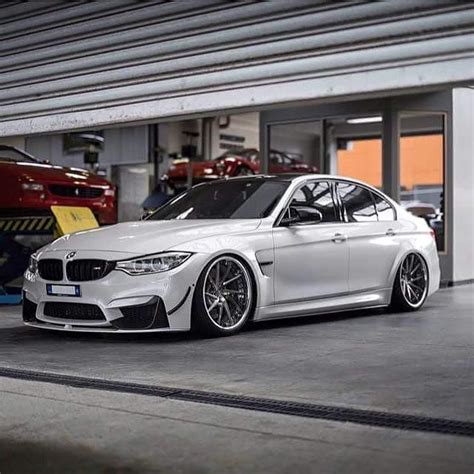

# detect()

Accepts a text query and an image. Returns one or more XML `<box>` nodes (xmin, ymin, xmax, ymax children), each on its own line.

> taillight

<box><xmin>430</xmin><ymin>229</ymin><xmax>436</xmax><ymax>241</ymax></box>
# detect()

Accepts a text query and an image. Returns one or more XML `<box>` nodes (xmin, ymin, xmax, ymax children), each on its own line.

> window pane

<box><xmin>331</xmin><ymin>115</ymin><xmax>383</xmax><ymax>188</ymax></box>
<box><xmin>337</xmin><ymin>183</ymin><xmax>377</xmax><ymax>222</ymax></box>
<box><xmin>291</xmin><ymin>181</ymin><xmax>339</xmax><ymax>222</ymax></box>
<box><xmin>399</xmin><ymin>114</ymin><xmax>445</xmax><ymax>251</ymax></box>
<box><xmin>372</xmin><ymin>193</ymin><xmax>395</xmax><ymax>221</ymax></box>
<box><xmin>337</xmin><ymin>138</ymin><xmax>382</xmax><ymax>188</ymax></box>
<box><xmin>269</xmin><ymin>121</ymin><xmax>322</xmax><ymax>175</ymax></box>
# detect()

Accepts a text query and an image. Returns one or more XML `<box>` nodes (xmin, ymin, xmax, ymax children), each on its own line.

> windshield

<box><xmin>0</xmin><ymin>146</ymin><xmax>37</xmax><ymax>163</ymax></box>
<box><xmin>149</xmin><ymin>179</ymin><xmax>289</xmax><ymax>220</ymax></box>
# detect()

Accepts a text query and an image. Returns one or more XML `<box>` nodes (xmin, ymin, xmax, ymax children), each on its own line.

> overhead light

<box><xmin>346</xmin><ymin>116</ymin><xmax>382</xmax><ymax>124</ymax></box>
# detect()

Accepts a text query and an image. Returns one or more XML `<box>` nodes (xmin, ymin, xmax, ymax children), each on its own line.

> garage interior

<box><xmin>0</xmin><ymin>1</ymin><xmax>473</xmax><ymax>473</ymax></box>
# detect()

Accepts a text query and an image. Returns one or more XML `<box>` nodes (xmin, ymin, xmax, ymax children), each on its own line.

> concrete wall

<box><xmin>112</xmin><ymin>164</ymin><xmax>152</xmax><ymax>222</ymax></box>
<box><xmin>211</xmin><ymin>113</ymin><xmax>259</xmax><ymax>159</ymax></box>
<box><xmin>452</xmin><ymin>88</ymin><xmax>474</xmax><ymax>282</ymax></box>
<box><xmin>163</xmin><ymin>120</ymin><xmax>201</xmax><ymax>157</ymax></box>
<box><xmin>0</xmin><ymin>136</ymin><xmax>26</xmax><ymax>149</ymax></box>
<box><xmin>25</xmin><ymin>126</ymin><xmax>149</xmax><ymax>179</ymax></box>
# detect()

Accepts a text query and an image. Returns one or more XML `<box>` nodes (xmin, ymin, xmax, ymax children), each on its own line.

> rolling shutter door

<box><xmin>0</xmin><ymin>0</ymin><xmax>473</xmax><ymax>135</ymax></box>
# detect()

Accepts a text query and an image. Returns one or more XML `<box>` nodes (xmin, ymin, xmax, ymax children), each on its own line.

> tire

<box><xmin>192</xmin><ymin>255</ymin><xmax>255</xmax><ymax>337</ymax></box>
<box><xmin>390</xmin><ymin>253</ymin><xmax>429</xmax><ymax>311</ymax></box>
<box><xmin>235</xmin><ymin>166</ymin><xmax>254</xmax><ymax>176</ymax></box>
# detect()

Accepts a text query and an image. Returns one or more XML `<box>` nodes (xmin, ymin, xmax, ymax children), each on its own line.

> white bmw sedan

<box><xmin>23</xmin><ymin>175</ymin><xmax>440</xmax><ymax>337</ymax></box>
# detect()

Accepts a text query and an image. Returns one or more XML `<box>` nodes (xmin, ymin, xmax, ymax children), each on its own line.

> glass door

<box><xmin>399</xmin><ymin>112</ymin><xmax>446</xmax><ymax>252</ymax></box>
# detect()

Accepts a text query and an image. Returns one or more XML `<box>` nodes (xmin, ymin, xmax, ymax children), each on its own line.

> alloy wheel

<box><xmin>399</xmin><ymin>253</ymin><xmax>428</xmax><ymax>308</ymax></box>
<box><xmin>203</xmin><ymin>256</ymin><xmax>252</xmax><ymax>330</ymax></box>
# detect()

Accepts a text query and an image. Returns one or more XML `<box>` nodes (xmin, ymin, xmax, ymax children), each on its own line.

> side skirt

<box><xmin>255</xmin><ymin>288</ymin><xmax>391</xmax><ymax>321</ymax></box>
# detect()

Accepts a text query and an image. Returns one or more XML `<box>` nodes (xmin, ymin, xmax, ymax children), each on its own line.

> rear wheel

<box><xmin>391</xmin><ymin>253</ymin><xmax>429</xmax><ymax>311</ymax></box>
<box><xmin>192</xmin><ymin>255</ymin><xmax>254</xmax><ymax>336</ymax></box>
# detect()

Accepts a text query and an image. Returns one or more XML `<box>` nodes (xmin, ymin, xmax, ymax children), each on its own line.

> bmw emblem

<box><xmin>66</xmin><ymin>251</ymin><xmax>76</xmax><ymax>260</ymax></box>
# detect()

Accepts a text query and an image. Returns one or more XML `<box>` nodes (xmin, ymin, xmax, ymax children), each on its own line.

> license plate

<box><xmin>46</xmin><ymin>284</ymin><xmax>81</xmax><ymax>297</ymax></box>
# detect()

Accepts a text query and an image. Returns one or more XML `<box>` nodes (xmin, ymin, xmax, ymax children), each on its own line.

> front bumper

<box><xmin>23</xmin><ymin>250</ymin><xmax>206</xmax><ymax>333</ymax></box>
<box><xmin>22</xmin><ymin>294</ymin><xmax>178</xmax><ymax>333</ymax></box>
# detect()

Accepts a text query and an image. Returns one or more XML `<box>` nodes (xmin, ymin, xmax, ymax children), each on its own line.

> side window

<box><xmin>372</xmin><ymin>193</ymin><xmax>395</xmax><ymax>221</ymax></box>
<box><xmin>337</xmin><ymin>183</ymin><xmax>377</xmax><ymax>222</ymax></box>
<box><xmin>291</xmin><ymin>181</ymin><xmax>339</xmax><ymax>222</ymax></box>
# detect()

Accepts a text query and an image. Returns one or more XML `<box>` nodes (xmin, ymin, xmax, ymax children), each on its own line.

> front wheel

<box><xmin>192</xmin><ymin>255</ymin><xmax>254</xmax><ymax>337</ymax></box>
<box><xmin>391</xmin><ymin>253</ymin><xmax>429</xmax><ymax>311</ymax></box>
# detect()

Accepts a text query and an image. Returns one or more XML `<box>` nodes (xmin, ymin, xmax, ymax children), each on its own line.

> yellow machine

<box><xmin>51</xmin><ymin>206</ymin><xmax>99</xmax><ymax>236</ymax></box>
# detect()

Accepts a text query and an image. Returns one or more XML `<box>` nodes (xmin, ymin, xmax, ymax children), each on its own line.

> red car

<box><xmin>164</xmin><ymin>148</ymin><xmax>318</xmax><ymax>191</ymax></box>
<box><xmin>0</xmin><ymin>145</ymin><xmax>117</xmax><ymax>225</ymax></box>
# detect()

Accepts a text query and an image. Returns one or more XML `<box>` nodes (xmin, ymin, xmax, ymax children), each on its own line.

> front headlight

<box><xmin>115</xmin><ymin>252</ymin><xmax>191</xmax><ymax>275</ymax></box>
<box><xmin>21</xmin><ymin>183</ymin><xmax>44</xmax><ymax>191</ymax></box>
<box><xmin>28</xmin><ymin>254</ymin><xmax>38</xmax><ymax>274</ymax></box>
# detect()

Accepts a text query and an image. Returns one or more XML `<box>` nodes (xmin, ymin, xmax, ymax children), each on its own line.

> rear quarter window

<box><xmin>372</xmin><ymin>192</ymin><xmax>395</xmax><ymax>221</ymax></box>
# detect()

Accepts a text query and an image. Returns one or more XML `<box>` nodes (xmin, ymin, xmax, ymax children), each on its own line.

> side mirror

<box><xmin>280</xmin><ymin>212</ymin><xmax>300</xmax><ymax>227</ymax></box>
<box><xmin>280</xmin><ymin>206</ymin><xmax>323</xmax><ymax>227</ymax></box>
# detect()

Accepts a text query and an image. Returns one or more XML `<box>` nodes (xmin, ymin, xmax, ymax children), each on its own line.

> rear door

<box><xmin>272</xmin><ymin>180</ymin><xmax>349</xmax><ymax>303</ymax></box>
<box><xmin>335</xmin><ymin>181</ymin><xmax>401</xmax><ymax>292</ymax></box>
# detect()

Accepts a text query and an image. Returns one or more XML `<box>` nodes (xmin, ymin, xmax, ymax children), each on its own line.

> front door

<box><xmin>272</xmin><ymin>181</ymin><xmax>349</xmax><ymax>304</ymax></box>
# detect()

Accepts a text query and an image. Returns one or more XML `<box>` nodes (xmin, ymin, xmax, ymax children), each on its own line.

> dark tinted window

<box><xmin>337</xmin><ymin>183</ymin><xmax>377</xmax><ymax>222</ymax></box>
<box><xmin>149</xmin><ymin>179</ymin><xmax>288</xmax><ymax>220</ymax></box>
<box><xmin>291</xmin><ymin>181</ymin><xmax>339</xmax><ymax>222</ymax></box>
<box><xmin>372</xmin><ymin>193</ymin><xmax>395</xmax><ymax>221</ymax></box>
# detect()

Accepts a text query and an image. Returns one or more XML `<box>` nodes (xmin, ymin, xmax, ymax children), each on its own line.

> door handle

<box><xmin>386</xmin><ymin>228</ymin><xmax>396</xmax><ymax>236</ymax></box>
<box><xmin>332</xmin><ymin>233</ymin><xmax>347</xmax><ymax>243</ymax></box>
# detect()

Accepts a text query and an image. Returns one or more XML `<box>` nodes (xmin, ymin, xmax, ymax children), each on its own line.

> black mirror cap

<box><xmin>280</xmin><ymin>207</ymin><xmax>323</xmax><ymax>227</ymax></box>
<box><xmin>280</xmin><ymin>214</ymin><xmax>299</xmax><ymax>227</ymax></box>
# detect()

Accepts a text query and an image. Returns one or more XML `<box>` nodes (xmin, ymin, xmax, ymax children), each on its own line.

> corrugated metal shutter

<box><xmin>0</xmin><ymin>0</ymin><xmax>473</xmax><ymax>136</ymax></box>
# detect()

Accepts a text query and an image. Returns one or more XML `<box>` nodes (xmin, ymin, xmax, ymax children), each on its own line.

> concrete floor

<box><xmin>0</xmin><ymin>285</ymin><xmax>473</xmax><ymax>473</ymax></box>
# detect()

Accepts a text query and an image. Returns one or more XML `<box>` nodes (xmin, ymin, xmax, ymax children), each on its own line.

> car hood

<box><xmin>46</xmin><ymin>220</ymin><xmax>261</xmax><ymax>255</ymax></box>
<box><xmin>0</xmin><ymin>161</ymin><xmax>111</xmax><ymax>186</ymax></box>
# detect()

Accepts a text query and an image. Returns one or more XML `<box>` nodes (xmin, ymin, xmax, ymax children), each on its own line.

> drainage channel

<box><xmin>1</xmin><ymin>366</ymin><xmax>473</xmax><ymax>438</ymax></box>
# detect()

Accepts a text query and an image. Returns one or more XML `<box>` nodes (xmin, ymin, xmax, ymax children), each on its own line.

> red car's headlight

<box><xmin>215</xmin><ymin>161</ymin><xmax>226</xmax><ymax>174</ymax></box>
<box><xmin>21</xmin><ymin>183</ymin><xmax>44</xmax><ymax>191</ymax></box>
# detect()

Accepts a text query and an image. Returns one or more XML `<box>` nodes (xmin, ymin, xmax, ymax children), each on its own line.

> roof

<box><xmin>224</xmin><ymin>174</ymin><xmax>397</xmax><ymax>205</ymax></box>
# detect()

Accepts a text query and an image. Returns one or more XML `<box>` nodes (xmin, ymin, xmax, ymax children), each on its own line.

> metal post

<box><xmin>382</xmin><ymin>101</ymin><xmax>400</xmax><ymax>201</ymax></box>
<box><xmin>259</xmin><ymin>117</ymin><xmax>269</xmax><ymax>174</ymax></box>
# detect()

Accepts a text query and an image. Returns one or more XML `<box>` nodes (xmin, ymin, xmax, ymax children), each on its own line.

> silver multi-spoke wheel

<box><xmin>202</xmin><ymin>256</ymin><xmax>252</xmax><ymax>330</ymax></box>
<box><xmin>399</xmin><ymin>253</ymin><xmax>428</xmax><ymax>308</ymax></box>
